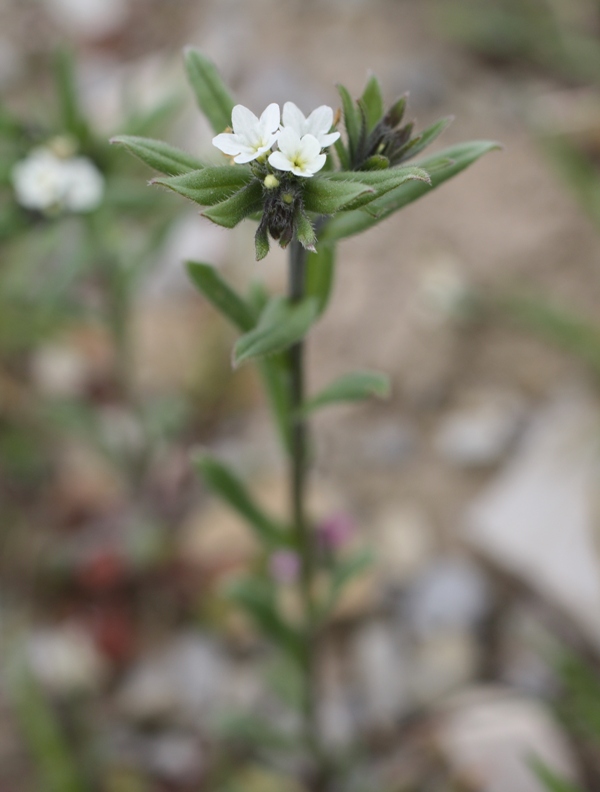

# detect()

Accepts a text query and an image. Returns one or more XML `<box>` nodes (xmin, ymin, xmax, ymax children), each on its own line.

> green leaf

<box><xmin>302</xmin><ymin>176</ymin><xmax>373</xmax><ymax>215</ymax></box>
<box><xmin>321</xmin><ymin>548</ymin><xmax>374</xmax><ymax>618</ymax></box>
<box><xmin>233</xmin><ymin>296</ymin><xmax>319</xmax><ymax>367</ymax></box>
<box><xmin>301</xmin><ymin>371</ymin><xmax>390</xmax><ymax>415</ymax></box>
<box><xmin>305</xmin><ymin>240</ymin><xmax>336</xmax><ymax>316</ymax></box>
<box><xmin>54</xmin><ymin>48</ymin><xmax>89</xmax><ymax>144</ymax></box>
<box><xmin>325</xmin><ymin>166</ymin><xmax>431</xmax><ymax>210</ymax></box>
<box><xmin>295</xmin><ymin>209</ymin><xmax>317</xmax><ymax>251</ymax></box>
<box><xmin>227</xmin><ymin>577</ymin><xmax>303</xmax><ymax>662</ymax></box>
<box><xmin>152</xmin><ymin>166</ymin><xmax>253</xmax><ymax>206</ymax></box>
<box><xmin>10</xmin><ymin>671</ymin><xmax>87</xmax><ymax>792</ymax></box>
<box><xmin>184</xmin><ymin>48</ymin><xmax>236</xmax><ymax>134</ymax></box>
<box><xmin>254</xmin><ymin>223</ymin><xmax>270</xmax><ymax>261</ymax></box>
<box><xmin>193</xmin><ymin>452</ymin><xmax>286</xmax><ymax>546</ymax></box>
<box><xmin>529</xmin><ymin>758</ymin><xmax>584</xmax><ymax>792</ymax></box>
<box><xmin>259</xmin><ymin>354</ymin><xmax>292</xmax><ymax>455</ymax></box>
<box><xmin>337</xmin><ymin>83</ymin><xmax>360</xmax><ymax>162</ymax></box>
<box><xmin>186</xmin><ymin>261</ymin><xmax>255</xmax><ymax>331</ymax></box>
<box><xmin>397</xmin><ymin>116</ymin><xmax>454</xmax><ymax>162</ymax></box>
<box><xmin>321</xmin><ymin>140</ymin><xmax>500</xmax><ymax>241</ymax></box>
<box><xmin>203</xmin><ymin>181</ymin><xmax>264</xmax><ymax>228</ymax></box>
<box><xmin>360</xmin><ymin>74</ymin><xmax>385</xmax><ymax>132</ymax></box>
<box><xmin>110</xmin><ymin>135</ymin><xmax>206</xmax><ymax>176</ymax></box>
<box><xmin>334</xmin><ymin>137</ymin><xmax>350</xmax><ymax>170</ymax></box>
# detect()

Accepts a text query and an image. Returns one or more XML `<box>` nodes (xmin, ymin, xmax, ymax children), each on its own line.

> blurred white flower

<box><xmin>12</xmin><ymin>149</ymin><xmax>104</xmax><ymax>214</ymax></box>
<box><xmin>268</xmin><ymin>128</ymin><xmax>326</xmax><ymax>177</ymax></box>
<box><xmin>61</xmin><ymin>157</ymin><xmax>105</xmax><ymax>212</ymax></box>
<box><xmin>12</xmin><ymin>150</ymin><xmax>67</xmax><ymax>212</ymax></box>
<box><xmin>44</xmin><ymin>0</ymin><xmax>129</xmax><ymax>39</ymax></box>
<box><xmin>281</xmin><ymin>102</ymin><xmax>340</xmax><ymax>148</ymax></box>
<box><xmin>212</xmin><ymin>103</ymin><xmax>280</xmax><ymax>163</ymax></box>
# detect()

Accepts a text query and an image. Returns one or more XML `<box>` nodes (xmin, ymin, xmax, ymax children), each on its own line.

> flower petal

<box><xmin>231</xmin><ymin>105</ymin><xmax>260</xmax><ymax>140</ymax></box>
<box><xmin>282</xmin><ymin>101</ymin><xmax>307</xmax><ymax>136</ymax></box>
<box><xmin>212</xmin><ymin>132</ymin><xmax>243</xmax><ymax>156</ymax></box>
<box><xmin>276</xmin><ymin>127</ymin><xmax>302</xmax><ymax>158</ymax></box>
<box><xmin>259</xmin><ymin>103</ymin><xmax>281</xmax><ymax>135</ymax></box>
<box><xmin>307</xmin><ymin>105</ymin><xmax>333</xmax><ymax>137</ymax></box>
<box><xmin>268</xmin><ymin>150</ymin><xmax>293</xmax><ymax>172</ymax></box>
<box><xmin>319</xmin><ymin>131</ymin><xmax>341</xmax><ymax>148</ymax></box>
<box><xmin>306</xmin><ymin>153</ymin><xmax>327</xmax><ymax>174</ymax></box>
<box><xmin>297</xmin><ymin>133</ymin><xmax>321</xmax><ymax>161</ymax></box>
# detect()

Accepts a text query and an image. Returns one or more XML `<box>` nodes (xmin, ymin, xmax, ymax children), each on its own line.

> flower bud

<box><xmin>264</xmin><ymin>174</ymin><xmax>279</xmax><ymax>189</ymax></box>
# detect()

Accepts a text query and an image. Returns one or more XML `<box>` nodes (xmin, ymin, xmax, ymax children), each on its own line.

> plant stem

<box><xmin>288</xmin><ymin>238</ymin><xmax>321</xmax><ymax>767</ymax></box>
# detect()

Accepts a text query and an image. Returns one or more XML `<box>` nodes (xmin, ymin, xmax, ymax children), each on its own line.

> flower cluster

<box><xmin>12</xmin><ymin>143</ymin><xmax>105</xmax><ymax>214</ymax></box>
<box><xmin>212</xmin><ymin>101</ymin><xmax>340</xmax><ymax>178</ymax></box>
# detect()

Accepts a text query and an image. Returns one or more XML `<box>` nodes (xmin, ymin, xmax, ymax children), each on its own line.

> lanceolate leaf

<box><xmin>184</xmin><ymin>48</ymin><xmax>236</xmax><ymax>134</ymax></box>
<box><xmin>302</xmin><ymin>177</ymin><xmax>373</xmax><ymax>215</ymax></box>
<box><xmin>110</xmin><ymin>135</ymin><xmax>207</xmax><ymax>176</ymax></box>
<box><xmin>203</xmin><ymin>181</ymin><xmax>263</xmax><ymax>228</ymax></box>
<box><xmin>186</xmin><ymin>261</ymin><xmax>255</xmax><ymax>331</ymax></box>
<box><xmin>152</xmin><ymin>166</ymin><xmax>253</xmax><ymax>206</ymax></box>
<box><xmin>337</xmin><ymin>83</ymin><xmax>360</xmax><ymax>162</ymax></box>
<box><xmin>227</xmin><ymin>578</ymin><xmax>303</xmax><ymax>663</ymax></box>
<box><xmin>193</xmin><ymin>452</ymin><xmax>286</xmax><ymax>546</ymax></box>
<box><xmin>301</xmin><ymin>371</ymin><xmax>390</xmax><ymax>415</ymax></box>
<box><xmin>324</xmin><ymin>166</ymin><xmax>431</xmax><ymax>210</ymax></box>
<box><xmin>259</xmin><ymin>354</ymin><xmax>292</xmax><ymax>455</ymax></box>
<box><xmin>305</xmin><ymin>240</ymin><xmax>336</xmax><ymax>316</ymax></box>
<box><xmin>360</xmin><ymin>74</ymin><xmax>385</xmax><ymax>132</ymax></box>
<box><xmin>321</xmin><ymin>140</ymin><xmax>500</xmax><ymax>241</ymax></box>
<box><xmin>233</xmin><ymin>296</ymin><xmax>319</xmax><ymax>367</ymax></box>
<box><xmin>396</xmin><ymin>116</ymin><xmax>454</xmax><ymax>162</ymax></box>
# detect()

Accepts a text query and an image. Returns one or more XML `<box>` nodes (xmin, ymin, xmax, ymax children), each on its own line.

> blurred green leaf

<box><xmin>11</xmin><ymin>671</ymin><xmax>87</xmax><ymax>792</ymax></box>
<box><xmin>301</xmin><ymin>371</ymin><xmax>390</xmax><ymax>415</ymax></box>
<box><xmin>556</xmin><ymin>650</ymin><xmax>600</xmax><ymax>742</ymax></box>
<box><xmin>184</xmin><ymin>48</ymin><xmax>236</xmax><ymax>134</ymax></box>
<box><xmin>227</xmin><ymin>577</ymin><xmax>303</xmax><ymax>662</ymax></box>
<box><xmin>233</xmin><ymin>296</ymin><xmax>319</xmax><ymax>367</ymax></box>
<box><xmin>322</xmin><ymin>548</ymin><xmax>374</xmax><ymax>618</ymax></box>
<box><xmin>321</xmin><ymin>140</ymin><xmax>500</xmax><ymax>240</ymax></box>
<box><xmin>54</xmin><ymin>48</ymin><xmax>90</xmax><ymax>145</ymax></box>
<box><xmin>110</xmin><ymin>135</ymin><xmax>207</xmax><ymax>176</ymax></box>
<box><xmin>501</xmin><ymin>293</ymin><xmax>600</xmax><ymax>377</ymax></box>
<box><xmin>193</xmin><ymin>452</ymin><xmax>287</xmax><ymax>546</ymax></box>
<box><xmin>259</xmin><ymin>354</ymin><xmax>293</xmax><ymax>456</ymax></box>
<box><xmin>186</xmin><ymin>261</ymin><xmax>255</xmax><ymax>331</ymax></box>
<box><xmin>305</xmin><ymin>239</ymin><xmax>336</xmax><ymax>316</ymax></box>
<box><xmin>396</xmin><ymin>116</ymin><xmax>453</xmax><ymax>162</ymax></box>
<box><xmin>337</xmin><ymin>84</ymin><xmax>360</xmax><ymax>163</ymax></box>
<box><xmin>529</xmin><ymin>758</ymin><xmax>585</xmax><ymax>792</ymax></box>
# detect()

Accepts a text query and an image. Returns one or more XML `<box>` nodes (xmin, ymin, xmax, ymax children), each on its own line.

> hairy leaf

<box><xmin>186</xmin><ymin>261</ymin><xmax>255</xmax><ymax>331</ymax></box>
<box><xmin>110</xmin><ymin>135</ymin><xmax>206</xmax><ymax>176</ymax></box>
<box><xmin>184</xmin><ymin>48</ymin><xmax>236</xmax><ymax>134</ymax></box>
<box><xmin>152</xmin><ymin>166</ymin><xmax>252</xmax><ymax>206</ymax></box>
<box><xmin>301</xmin><ymin>371</ymin><xmax>390</xmax><ymax>415</ymax></box>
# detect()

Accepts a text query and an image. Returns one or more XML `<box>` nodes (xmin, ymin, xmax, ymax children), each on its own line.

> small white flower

<box><xmin>268</xmin><ymin>128</ymin><xmax>326</xmax><ymax>178</ymax></box>
<box><xmin>12</xmin><ymin>149</ymin><xmax>104</xmax><ymax>214</ymax></box>
<box><xmin>281</xmin><ymin>102</ymin><xmax>340</xmax><ymax>149</ymax></box>
<box><xmin>212</xmin><ymin>103</ymin><xmax>280</xmax><ymax>164</ymax></box>
<box><xmin>61</xmin><ymin>157</ymin><xmax>105</xmax><ymax>212</ymax></box>
<box><xmin>12</xmin><ymin>149</ymin><xmax>67</xmax><ymax>211</ymax></box>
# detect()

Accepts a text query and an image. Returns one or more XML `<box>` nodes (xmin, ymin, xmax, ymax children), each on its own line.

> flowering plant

<box><xmin>113</xmin><ymin>48</ymin><xmax>498</xmax><ymax>786</ymax></box>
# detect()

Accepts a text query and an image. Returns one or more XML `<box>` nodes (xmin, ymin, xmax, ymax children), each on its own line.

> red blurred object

<box><xmin>77</xmin><ymin>549</ymin><xmax>128</xmax><ymax>591</ymax></box>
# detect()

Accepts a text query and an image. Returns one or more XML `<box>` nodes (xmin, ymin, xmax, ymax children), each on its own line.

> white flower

<box><xmin>12</xmin><ymin>149</ymin><xmax>104</xmax><ymax>214</ymax></box>
<box><xmin>61</xmin><ymin>157</ymin><xmax>105</xmax><ymax>212</ymax></box>
<box><xmin>268</xmin><ymin>128</ymin><xmax>327</xmax><ymax>177</ymax></box>
<box><xmin>12</xmin><ymin>150</ymin><xmax>67</xmax><ymax>211</ymax></box>
<box><xmin>281</xmin><ymin>102</ymin><xmax>340</xmax><ymax>149</ymax></box>
<box><xmin>212</xmin><ymin>103</ymin><xmax>280</xmax><ymax>164</ymax></box>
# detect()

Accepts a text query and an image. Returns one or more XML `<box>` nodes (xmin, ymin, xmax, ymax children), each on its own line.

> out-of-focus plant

<box><xmin>113</xmin><ymin>48</ymin><xmax>497</xmax><ymax>788</ymax></box>
<box><xmin>433</xmin><ymin>0</ymin><xmax>600</xmax><ymax>86</ymax></box>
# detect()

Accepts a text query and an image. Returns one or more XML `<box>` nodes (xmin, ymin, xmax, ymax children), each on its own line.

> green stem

<box><xmin>288</xmin><ymin>238</ymin><xmax>321</xmax><ymax>767</ymax></box>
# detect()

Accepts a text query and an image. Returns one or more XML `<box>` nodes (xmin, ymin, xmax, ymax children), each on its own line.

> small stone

<box><xmin>30</xmin><ymin>343</ymin><xmax>88</xmax><ymax>398</ymax></box>
<box><xmin>434</xmin><ymin>389</ymin><xmax>526</xmax><ymax>468</ymax></box>
<box><xmin>26</xmin><ymin>623</ymin><xmax>107</xmax><ymax>697</ymax></box>
<box><xmin>405</xmin><ymin>556</ymin><xmax>491</xmax><ymax>637</ymax></box>
<box><xmin>350</xmin><ymin>620</ymin><xmax>411</xmax><ymax>729</ymax></box>
<box><xmin>143</xmin><ymin>732</ymin><xmax>204</xmax><ymax>783</ymax></box>
<box><xmin>44</xmin><ymin>0</ymin><xmax>129</xmax><ymax>39</ymax></box>
<box><xmin>374</xmin><ymin>503</ymin><xmax>436</xmax><ymax>586</ymax></box>
<box><xmin>116</xmin><ymin>633</ymin><xmax>229</xmax><ymax>728</ymax></box>
<box><xmin>435</xmin><ymin>686</ymin><xmax>580</xmax><ymax>792</ymax></box>
<box><xmin>411</xmin><ymin>631</ymin><xmax>480</xmax><ymax>704</ymax></box>
<box><xmin>465</xmin><ymin>389</ymin><xmax>600</xmax><ymax>650</ymax></box>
